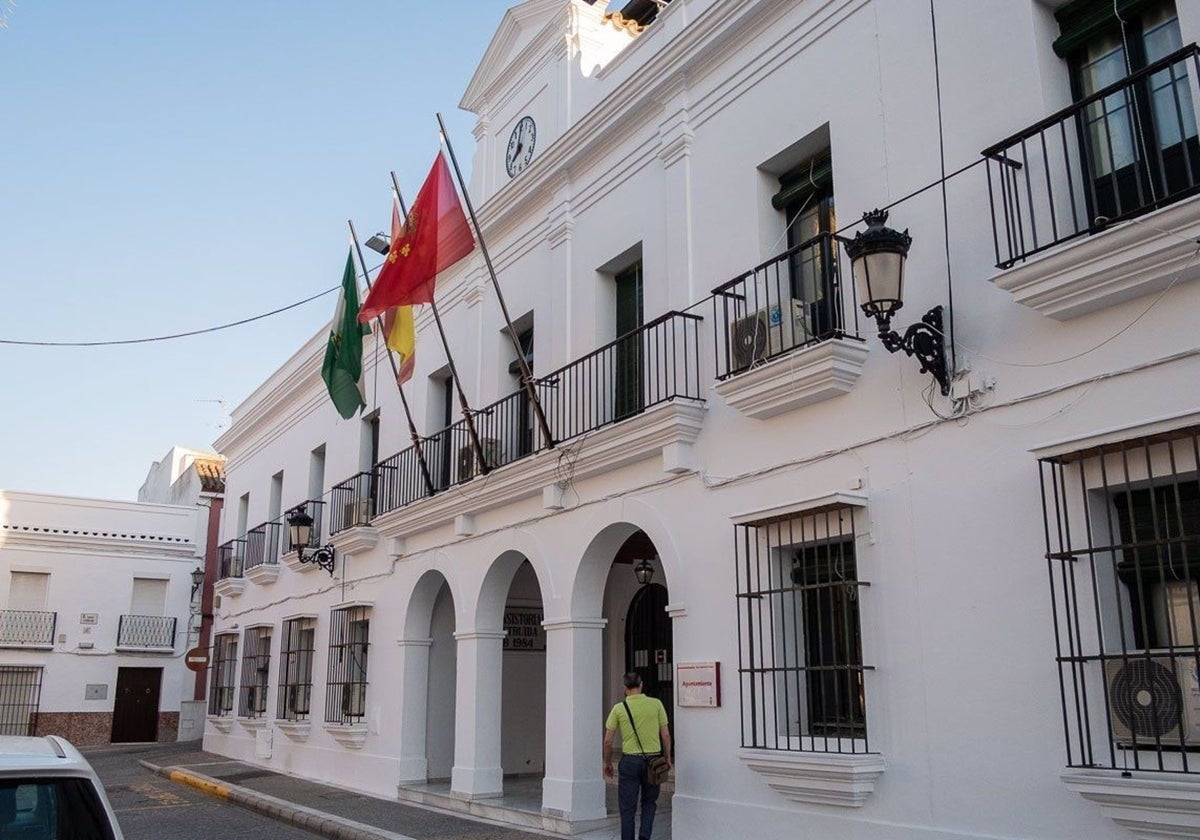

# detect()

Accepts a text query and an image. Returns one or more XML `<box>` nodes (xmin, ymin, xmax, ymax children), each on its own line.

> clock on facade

<box><xmin>505</xmin><ymin>116</ymin><xmax>536</xmax><ymax>178</ymax></box>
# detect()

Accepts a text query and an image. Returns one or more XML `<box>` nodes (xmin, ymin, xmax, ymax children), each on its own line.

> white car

<box><xmin>0</xmin><ymin>735</ymin><xmax>123</xmax><ymax>839</ymax></box>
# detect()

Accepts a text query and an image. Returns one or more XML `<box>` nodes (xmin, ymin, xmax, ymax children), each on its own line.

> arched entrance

<box><xmin>397</xmin><ymin>569</ymin><xmax>456</xmax><ymax>784</ymax></box>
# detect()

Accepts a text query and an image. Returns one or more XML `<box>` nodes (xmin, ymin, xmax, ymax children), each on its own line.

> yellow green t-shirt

<box><xmin>605</xmin><ymin>693</ymin><xmax>668</xmax><ymax>755</ymax></box>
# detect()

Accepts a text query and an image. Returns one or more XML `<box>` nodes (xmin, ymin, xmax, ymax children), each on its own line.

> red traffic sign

<box><xmin>184</xmin><ymin>647</ymin><xmax>210</xmax><ymax>672</ymax></box>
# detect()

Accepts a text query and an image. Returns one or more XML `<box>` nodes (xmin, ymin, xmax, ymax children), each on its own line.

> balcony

<box><xmin>214</xmin><ymin>538</ymin><xmax>246</xmax><ymax>597</ymax></box>
<box><xmin>331</xmin><ymin>311</ymin><xmax>705</xmax><ymax>537</ymax></box>
<box><xmin>243</xmin><ymin>520</ymin><xmax>282</xmax><ymax>584</ymax></box>
<box><xmin>984</xmin><ymin>44</ymin><xmax>1200</xmax><ymax>319</ymax></box>
<box><xmin>116</xmin><ymin>614</ymin><xmax>177</xmax><ymax>651</ymax></box>
<box><xmin>0</xmin><ymin>610</ymin><xmax>56</xmax><ymax>648</ymax></box>
<box><xmin>711</xmin><ymin>233</ymin><xmax>868</xmax><ymax>419</ymax></box>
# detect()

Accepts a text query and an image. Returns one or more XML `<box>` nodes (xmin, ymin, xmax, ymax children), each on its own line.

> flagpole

<box><xmin>348</xmin><ymin>219</ymin><xmax>437</xmax><ymax>497</ymax></box>
<box><xmin>435</xmin><ymin>112</ymin><xmax>555</xmax><ymax>451</ymax></box>
<box><xmin>389</xmin><ymin>171</ymin><xmax>492</xmax><ymax>479</ymax></box>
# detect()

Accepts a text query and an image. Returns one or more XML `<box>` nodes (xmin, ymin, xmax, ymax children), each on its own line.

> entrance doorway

<box><xmin>111</xmin><ymin>667</ymin><xmax>162</xmax><ymax>743</ymax></box>
<box><xmin>625</xmin><ymin>582</ymin><xmax>673</xmax><ymax>724</ymax></box>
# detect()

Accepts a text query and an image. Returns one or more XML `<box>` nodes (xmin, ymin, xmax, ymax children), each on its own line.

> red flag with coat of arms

<box><xmin>358</xmin><ymin>152</ymin><xmax>475</xmax><ymax>321</ymax></box>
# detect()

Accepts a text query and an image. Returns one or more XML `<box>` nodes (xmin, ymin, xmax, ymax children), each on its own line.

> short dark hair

<box><xmin>623</xmin><ymin>672</ymin><xmax>643</xmax><ymax>689</ymax></box>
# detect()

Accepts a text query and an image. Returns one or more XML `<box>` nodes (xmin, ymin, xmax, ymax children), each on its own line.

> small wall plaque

<box><xmin>85</xmin><ymin>684</ymin><xmax>107</xmax><ymax>701</ymax></box>
<box><xmin>677</xmin><ymin>661</ymin><xmax>721</xmax><ymax>708</ymax></box>
<box><xmin>79</xmin><ymin>613</ymin><xmax>99</xmax><ymax>626</ymax></box>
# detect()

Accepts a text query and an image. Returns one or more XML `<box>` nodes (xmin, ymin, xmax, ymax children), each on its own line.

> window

<box><xmin>0</xmin><ymin>777</ymin><xmax>118</xmax><ymax>839</ymax></box>
<box><xmin>238</xmin><ymin>627</ymin><xmax>272</xmax><ymax>718</ymax></box>
<box><xmin>1057</xmin><ymin>0</ymin><xmax>1199</xmax><ymax>222</ymax></box>
<box><xmin>129</xmin><ymin>578</ymin><xmax>166</xmax><ymax>617</ymax></box>
<box><xmin>208</xmin><ymin>633</ymin><xmax>238</xmax><ymax>717</ymax></box>
<box><xmin>118</xmin><ymin>579</ymin><xmax>174</xmax><ymax>648</ymax></box>
<box><xmin>278</xmin><ymin>618</ymin><xmax>316</xmax><ymax>721</ymax></box>
<box><xmin>0</xmin><ymin>666</ymin><xmax>42</xmax><ymax>736</ymax></box>
<box><xmin>735</xmin><ymin>503</ymin><xmax>870</xmax><ymax>753</ymax></box>
<box><xmin>325</xmin><ymin>606</ymin><xmax>370</xmax><ymax>725</ymax></box>
<box><xmin>774</xmin><ymin>153</ymin><xmax>840</xmax><ymax>340</ymax></box>
<box><xmin>1</xmin><ymin>574</ymin><xmax>54</xmax><ymax>646</ymax></box>
<box><xmin>7</xmin><ymin>572</ymin><xmax>48</xmax><ymax>611</ymax></box>
<box><xmin>1040</xmin><ymin>424</ymin><xmax>1200</xmax><ymax>773</ymax></box>
<box><xmin>614</xmin><ymin>261</ymin><xmax>644</xmax><ymax>422</ymax></box>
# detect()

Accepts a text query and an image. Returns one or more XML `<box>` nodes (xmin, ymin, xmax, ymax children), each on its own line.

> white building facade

<box><xmin>204</xmin><ymin>0</ymin><xmax>1200</xmax><ymax>837</ymax></box>
<box><xmin>0</xmin><ymin>490</ymin><xmax>203</xmax><ymax>745</ymax></box>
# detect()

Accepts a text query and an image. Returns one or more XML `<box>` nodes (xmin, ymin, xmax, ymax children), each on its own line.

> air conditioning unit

<box><xmin>342</xmin><ymin>683</ymin><xmax>367</xmax><ymax>718</ymax></box>
<box><xmin>457</xmin><ymin>438</ymin><xmax>503</xmax><ymax>483</ymax></box>
<box><xmin>218</xmin><ymin>686</ymin><xmax>235</xmax><ymax>714</ymax></box>
<box><xmin>1105</xmin><ymin>655</ymin><xmax>1200</xmax><ymax>745</ymax></box>
<box><xmin>342</xmin><ymin>498</ymin><xmax>372</xmax><ymax>528</ymax></box>
<box><xmin>248</xmin><ymin>684</ymin><xmax>268</xmax><ymax>715</ymax></box>
<box><xmin>730</xmin><ymin>300</ymin><xmax>812</xmax><ymax>370</ymax></box>
<box><xmin>287</xmin><ymin>684</ymin><xmax>310</xmax><ymax>717</ymax></box>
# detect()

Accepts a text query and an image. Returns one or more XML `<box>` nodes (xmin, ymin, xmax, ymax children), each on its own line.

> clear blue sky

<box><xmin>0</xmin><ymin>1</ymin><xmax>511</xmax><ymax>500</ymax></box>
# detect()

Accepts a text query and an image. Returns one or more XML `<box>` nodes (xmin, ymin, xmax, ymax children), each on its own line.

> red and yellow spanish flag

<box><xmin>358</xmin><ymin>152</ymin><xmax>475</xmax><ymax>321</ymax></box>
<box><xmin>382</xmin><ymin>198</ymin><xmax>416</xmax><ymax>385</ymax></box>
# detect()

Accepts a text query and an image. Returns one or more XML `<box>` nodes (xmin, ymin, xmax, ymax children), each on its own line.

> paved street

<box><xmin>84</xmin><ymin>742</ymin><xmax>324</xmax><ymax>840</ymax></box>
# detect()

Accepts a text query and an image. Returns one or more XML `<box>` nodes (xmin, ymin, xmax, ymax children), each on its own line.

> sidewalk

<box><xmin>138</xmin><ymin>744</ymin><xmax>670</xmax><ymax>840</ymax></box>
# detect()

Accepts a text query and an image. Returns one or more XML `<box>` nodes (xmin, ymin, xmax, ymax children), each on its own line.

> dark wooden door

<box><xmin>625</xmin><ymin>582</ymin><xmax>673</xmax><ymax>725</ymax></box>
<box><xmin>613</xmin><ymin>263</ymin><xmax>644</xmax><ymax>422</ymax></box>
<box><xmin>111</xmin><ymin>667</ymin><xmax>161</xmax><ymax>743</ymax></box>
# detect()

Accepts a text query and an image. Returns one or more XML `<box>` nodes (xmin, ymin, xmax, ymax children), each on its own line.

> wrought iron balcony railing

<box><xmin>217</xmin><ymin>538</ymin><xmax>245</xmax><ymax>580</ymax></box>
<box><xmin>984</xmin><ymin>44</ymin><xmax>1200</xmax><ymax>268</ymax></box>
<box><xmin>0</xmin><ymin>610</ymin><xmax>57</xmax><ymax>647</ymax></box>
<box><xmin>711</xmin><ymin>232</ymin><xmax>854</xmax><ymax>379</ymax></box>
<box><xmin>116</xmin><ymin>614</ymin><xmax>177</xmax><ymax>649</ymax></box>
<box><xmin>336</xmin><ymin>311</ymin><xmax>704</xmax><ymax>535</ymax></box>
<box><xmin>243</xmin><ymin>520</ymin><xmax>282</xmax><ymax>569</ymax></box>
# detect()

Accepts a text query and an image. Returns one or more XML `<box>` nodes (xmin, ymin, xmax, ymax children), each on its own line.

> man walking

<box><xmin>603</xmin><ymin>672</ymin><xmax>672</xmax><ymax>840</ymax></box>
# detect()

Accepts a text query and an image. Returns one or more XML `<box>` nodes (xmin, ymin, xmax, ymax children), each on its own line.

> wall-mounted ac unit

<box><xmin>1105</xmin><ymin>655</ymin><xmax>1200</xmax><ymax>745</ymax></box>
<box><xmin>457</xmin><ymin>438</ymin><xmax>503</xmax><ymax>483</ymax></box>
<box><xmin>248</xmin><ymin>684</ymin><xmax>268</xmax><ymax>715</ymax></box>
<box><xmin>342</xmin><ymin>498</ymin><xmax>373</xmax><ymax>528</ymax></box>
<box><xmin>218</xmin><ymin>686</ymin><xmax>235</xmax><ymax>713</ymax></box>
<box><xmin>730</xmin><ymin>300</ymin><xmax>812</xmax><ymax>370</ymax></box>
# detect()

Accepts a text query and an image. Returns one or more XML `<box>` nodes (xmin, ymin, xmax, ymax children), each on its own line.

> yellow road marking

<box><xmin>168</xmin><ymin>769</ymin><xmax>230</xmax><ymax>799</ymax></box>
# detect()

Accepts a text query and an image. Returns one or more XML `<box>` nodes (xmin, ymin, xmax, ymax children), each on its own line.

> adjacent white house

<box><xmin>0</xmin><ymin>490</ymin><xmax>204</xmax><ymax>745</ymax></box>
<box><xmin>202</xmin><ymin>0</ymin><xmax>1200</xmax><ymax>838</ymax></box>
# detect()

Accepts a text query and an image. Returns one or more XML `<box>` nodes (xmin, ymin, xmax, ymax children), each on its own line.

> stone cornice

<box><xmin>0</xmin><ymin>527</ymin><xmax>198</xmax><ymax>561</ymax></box>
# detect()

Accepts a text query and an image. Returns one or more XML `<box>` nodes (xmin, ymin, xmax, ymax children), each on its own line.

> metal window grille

<box><xmin>1041</xmin><ymin>424</ymin><xmax>1200</xmax><ymax>773</ymax></box>
<box><xmin>0</xmin><ymin>666</ymin><xmax>43</xmax><ymax>736</ymax></box>
<box><xmin>277</xmin><ymin>618</ymin><xmax>316</xmax><ymax>721</ymax></box>
<box><xmin>208</xmin><ymin>633</ymin><xmax>239</xmax><ymax>717</ymax></box>
<box><xmin>325</xmin><ymin>606</ymin><xmax>370</xmax><ymax>725</ymax></box>
<box><xmin>238</xmin><ymin>626</ymin><xmax>272</xmax><ymax>718</ymax></box>
<box><xmin>116</xmin><ymin>615</ymin><xmax>177</xmax><ymax>649</ymax></box>
<box><xmin>0</xmin><ymin>610</ymin><xmax>57</xmax><ymax>647</ymax></box>
<box><xmin>735</xmin><ymin>504</ymin><xmax>872</xmax><ymax>754</ymax></box>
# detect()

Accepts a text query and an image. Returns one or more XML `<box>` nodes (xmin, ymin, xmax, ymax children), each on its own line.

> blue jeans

<box><xmin>617</xmin><ymin>754</ymin><xmax>660</xmax><ymax>840</ymax></box>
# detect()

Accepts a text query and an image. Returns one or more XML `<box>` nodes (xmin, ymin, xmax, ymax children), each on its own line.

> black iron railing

<box><xmin>244</xmin><ymin>521</ymin><xmax>282</xmax><ymax>569</ymax></box>
<box><xmin>1040</xmin><ymin>425</ymin><xmax>1200</xmax><ymax>774</ymax></box>
<box><xmin>985</xmin><ymin>44</ymin><xmax>1200</xmax><ymax>268</ymax></box>
<box><xmin>712</xmin><ymin>233</ymin><xmax>852</xmax><ymax>379</ymax></box>
<box><xmin>117</xmin><ymin>615</ymin><xmax>177</xmax><ymax>649</ymax></box>
<box><xmin>0</xmin><ymin>611</ymin><xmax>57</xmax><ymax>647</ymax></box>
<box><xmin>278</xmin><ymin>618</ymin><xmax>316</xmax><ymax>721</ymax></box>
<box><xmin>341</xmin><ymin>312</ymin><xmax>704</xmax><ymax>533</ymax></box>
<box><xmin>329</xmin><ymin>473</ymin><xmax>374</xmax><ymax>535</ymax></box>
<box><xmin>239</xmin><ymin>626</ymin><xmax>272</xmax><ymax>718</ymax></box>
<box><xmin>325</xmin><ymin>606</ymin><xmax>370</xmax><ymax>725</ymax></box>
<box><xmin>208</xmin><ymin>633</ymin><xmax>238</xmax><ymax>717</ymax></box>
<box><xmin>217</xmin><ymin>539</ymin><xmax>245</xmax><ymax>580</ymax></box>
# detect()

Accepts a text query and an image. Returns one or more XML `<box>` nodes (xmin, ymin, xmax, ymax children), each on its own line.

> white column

<box><xmin>658</xmin><ymin>81</ymin><xmax>696</xmax><ymax>310</ymax></box>
<box><xmin>541</xmin><ymin>617</ymin><xmax>608</xmax><ymax>822</ymax></box>
<box><xmin>396</xmin><ymin>638</ymin><xmax>433</xmax><ymax>784</ymax></box>
<box><xmin>451</xmin><ymin>629</ymin><xmax>506</xmax><ymax>799</ymax></box>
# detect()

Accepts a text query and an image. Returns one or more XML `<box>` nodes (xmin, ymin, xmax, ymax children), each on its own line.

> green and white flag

<box><xmin>322</xmin><ymin>250</ymin><xmax>368</xmax><ymax>419</ymax></box>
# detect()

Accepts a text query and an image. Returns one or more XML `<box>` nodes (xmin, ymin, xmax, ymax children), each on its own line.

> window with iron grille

<box><xmin>238</xmin><ymin>626</ymin><xmax>272</xmax><ymax>718</ymax></box>
<box><xmin>278</xmin><ymin>618</ymin><xmax>316</xmax><ymax>721</ymax></box>
<box><xmin>1041</xmin><ymin>424</ymin><xmax>1200</xmax><ymax>773</ymax></box>
<box><xmin>735</xmin><ymin>503</ymin><xmax>872</xmax><ymax>754</ymax></box>
<box><xmin>208</xmin><ymin>633</ymin><xmax>238</xmax><ymax>717</ymax></box>
<box><xmin>0</xmin><ymin>666</ymin><xmax>43</xmax><ymax>736</ymax></box>
<box><xmin>325</xmin><ymin>606</ymin><xmax>370</xmax><ymax>725</ymax></box>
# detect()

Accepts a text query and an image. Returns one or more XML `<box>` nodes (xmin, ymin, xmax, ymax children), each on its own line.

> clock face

<box><xmin>505</xmin><ymin>116</ymin><xmax>536</xmax><ymax>178</ymax></box>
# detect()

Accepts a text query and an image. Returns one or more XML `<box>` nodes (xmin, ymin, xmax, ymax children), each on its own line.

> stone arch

<box><xmin>469</xmin><ymin>529</ymin><xmax>554</xmax><ymax>632</ymax></box>
<box><xmin>403</xmin><ymin>565</ymin><xmax>458</xmax><ymax>641</ymax></box>
<box><xmin>569</xmin><ymin>499</ymin><xmax>685</xmax><ymax>619</ymax></box>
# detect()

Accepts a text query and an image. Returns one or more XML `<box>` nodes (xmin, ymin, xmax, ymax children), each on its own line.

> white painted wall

<box><xmin>202</xmin><ymin>0</ymin><xmax>1200</xmax><ymax>837</ymax></box>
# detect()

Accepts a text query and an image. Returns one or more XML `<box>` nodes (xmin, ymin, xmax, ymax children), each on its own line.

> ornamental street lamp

<box><xmin>287</xmin><ymin>507</ymin><xmax>336</xmax><ymax>575</ymax></box>
<box><xmin>634</xmin><ymin>558</ymin><xmax>655</xmax><ymax>586</ymax></box>
<box><xmin>190</xmin><ymin>566</ymin><xmax>205</xmax><ymax>597</ymax></box>
<box><xmin>842</xmin><ymin>209</ymin><xmax>951</xmax><ymax>395</ymax></box>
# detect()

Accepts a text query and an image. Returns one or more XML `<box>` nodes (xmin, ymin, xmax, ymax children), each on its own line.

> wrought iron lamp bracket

<box><xmin>875</xmin><ymin>305</ymin><xmax>951</xmax><ymax>396</ymax></box>
<box><xmin>298</xmin><ymin>544</ymin><xmax>337</xmax><ymax>576</ymax></box>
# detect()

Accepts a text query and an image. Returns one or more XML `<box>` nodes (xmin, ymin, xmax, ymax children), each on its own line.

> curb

<box><xmin>139</xmin><ymin>759</ymin><xmax>416</xmax><ymax>840</ymax></box>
